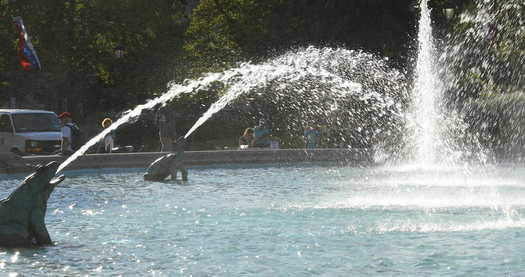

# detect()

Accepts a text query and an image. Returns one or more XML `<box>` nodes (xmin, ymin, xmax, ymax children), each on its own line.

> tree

<box><xmin>443</xmin><ymin>0</ymin><xmax>525</xmax><ymax>103</ymax></box>
<box><xmin>185</xmin><ymin>0</ymin><xmax>416</xmax><ymax>74</ymax></box>
<box><xmin>0</xmin><ymin>0</ymin><xmax>188</xmax><ymax>116</ymax></box>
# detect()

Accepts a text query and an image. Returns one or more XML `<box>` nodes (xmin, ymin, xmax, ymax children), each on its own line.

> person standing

<box><xmin>304</xmin><ymin>126</ymin><xmax>320</xmax><ymax>149</ymax></box>
<box><xmin>238</xmin><ymin>128</ymin><xmax>254</xmax><ymax>149</ymax></box>
<box><xmin>253</xmin><ymin>121</ymin><xmax>271</xmax><ymax>147</ymax></box>
<box><xmin>156</xmin><ymin>105</ymin><xmax>177</xmax><ymax>152</ymax></box>
<box><xmin>97</xmin><ymin>117</ymin><xmax>115</xmax><ymax>153</ymax></box>
<box><xmin>58</xmin><ymin>112</ymin><xmax>78</xmax><ymax>155</ymax></box>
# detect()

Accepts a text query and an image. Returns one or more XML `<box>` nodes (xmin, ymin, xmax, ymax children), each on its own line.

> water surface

<box><xmin>1</xmin><ymin>163</ymin><xmax>524</xmax><ymax>276</ymax></box>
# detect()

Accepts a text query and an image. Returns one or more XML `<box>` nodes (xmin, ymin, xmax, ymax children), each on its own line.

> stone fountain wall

<box><xmin>0</xmin><ymin>148</ymin><xmax>372</xmax><ymax>174</ymax></box>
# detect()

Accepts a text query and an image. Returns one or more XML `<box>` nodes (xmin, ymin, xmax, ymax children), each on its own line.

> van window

<box><xmin>0</xmin><ymin>114</ymin><xmax>13</xmax><ymax>133</ymax></box>
<box><xmin>12</xmin><ymin>113</ymin><xmax>61</xmax><ymax>133</ymax></box>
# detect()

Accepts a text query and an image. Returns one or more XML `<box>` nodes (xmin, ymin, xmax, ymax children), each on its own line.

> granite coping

<box><xmin>0</xmin><ymin>148</ymin><xmax>372</xmax><ymax>174</ymax></box>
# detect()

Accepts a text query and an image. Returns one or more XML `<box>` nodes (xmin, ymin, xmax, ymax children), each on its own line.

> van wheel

<box><xmin>10</xmin><ymin>148</ymin><xmax>23</xmax><ymax>156</ymax></box>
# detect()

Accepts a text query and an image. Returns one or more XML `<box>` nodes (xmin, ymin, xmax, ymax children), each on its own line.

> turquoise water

<box><xmin>1</xmin><ymin>163</ymin><xmax>525</xmax><ymax>276</ymax></box>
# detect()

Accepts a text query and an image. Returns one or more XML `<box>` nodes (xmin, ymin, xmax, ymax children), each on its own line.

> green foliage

<box><xmin>0</xmin><ymin>0</ymin><xmax>187</xmax><ymax>116</ymax></box>
<box><xmin>185</xmin><ymin>0</ymin><xmax>416</xmax><ymax>74</ymax></box>
<box><xmin>5</xmin><ymin>0</ymin><xmax>512</xmax><ymax>150</ymax></box>
<box><xmin>444</xmin><ymin>0</ymin><xmax>525</xmax><ymax>103</ymax></box>
<box><xmin>465</xmin><ymin>91</ymin><xmax>525</xmax><ymax>157</ymax></box>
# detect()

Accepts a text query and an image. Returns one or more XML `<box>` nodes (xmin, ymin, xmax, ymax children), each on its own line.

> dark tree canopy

<box><xmin>0</xmin><ymin>0</ymin><xmax>521</xmax><ymax>151</ymax></box>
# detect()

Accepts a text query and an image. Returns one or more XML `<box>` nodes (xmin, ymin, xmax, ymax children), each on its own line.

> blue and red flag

<box><xmin>13</xmin><ymin>16</ymin><xmax>41</xmax><ymax>71</ymax></box>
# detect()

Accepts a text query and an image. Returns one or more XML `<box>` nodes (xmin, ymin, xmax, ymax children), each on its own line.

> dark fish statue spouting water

<box><xmin>144</xmin><ymin>137</ymin><xmax>188</xmax><ymax>181</ymax></box>
<box><xmin>0</xmin><ymin>161</ymin><xmax>64</xmax><ymax>247</ymax></box>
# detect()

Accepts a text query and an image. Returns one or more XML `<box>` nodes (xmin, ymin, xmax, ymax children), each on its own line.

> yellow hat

<box><xmin>102</xmin><ymin>118</ymin><xmax>113</xmax><ymax>128</ymax></box>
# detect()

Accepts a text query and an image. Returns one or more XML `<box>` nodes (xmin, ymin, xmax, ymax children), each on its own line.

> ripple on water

<box><xmin>1</xmin><ymin>164</ymin><xmax>525</xmax><ymax>275</ymax></box>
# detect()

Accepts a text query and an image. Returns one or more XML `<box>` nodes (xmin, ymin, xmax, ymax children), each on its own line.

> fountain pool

<box><xmin>1</xmin><ymin>162</ymin><xmax>525</xmax><ymax>276</ymax></box>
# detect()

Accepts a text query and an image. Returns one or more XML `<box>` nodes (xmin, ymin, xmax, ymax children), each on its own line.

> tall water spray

<box><xmin>409</xmin><ymin>0</ymin><xmax>445</xmax><ymax>165</ymax></box>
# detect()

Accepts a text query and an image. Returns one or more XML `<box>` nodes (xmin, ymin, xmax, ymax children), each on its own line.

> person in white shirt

<box><xmin>58</xmin><ymin>112</ymin><xmax>74</xmax><ymax>155</ymax></box>
<box><xmin>96</xmin><ymin>117</ymin><xmax>114</xmax><ymax>153</ymax></box>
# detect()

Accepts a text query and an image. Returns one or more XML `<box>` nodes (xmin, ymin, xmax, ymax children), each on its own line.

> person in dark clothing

<box><xmin>304</xmin><ymin>126</ymin><xmax>320</xmax><ymax>149</ymax></box>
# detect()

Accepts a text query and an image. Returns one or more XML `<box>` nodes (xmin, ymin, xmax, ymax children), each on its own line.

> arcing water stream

<box><xmin>58</xmin><ymin>0</ymin><xmax>502</xmax><ymax>173</ymax></box>
<box><xmin>184</xmin><ymin>47</ymin><xmax>406</xmax><ymax>140</ymax></box>
<box><xmin>27</xmin><ymin>2</ymin><xmax>525</xmax><ymax>276</ymax></box>
<box><xmin>182</xmin><ymin>50</ymin><xmax>364</xmax><ymax>139</ymax></box>
<box><xmin>57</xmin><ymin>47</ymin><xmax>404</xmax><ymax>173</ymax></box>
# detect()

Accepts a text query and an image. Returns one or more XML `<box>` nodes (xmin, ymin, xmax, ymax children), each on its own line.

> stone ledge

<box><xmin>0</xmin><ymin>148</ymin><xmax>372</xmax><ymax>174</ymax></box>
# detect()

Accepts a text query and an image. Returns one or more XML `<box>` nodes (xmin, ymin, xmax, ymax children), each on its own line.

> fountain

<box><xmin>405</xmin><ymin>0</ymin><xmax>490</xmax><ymax>166</ymax></box>
<box><xmin>407</xmin><ymin>0</ymin><xmax>444</xmax><ymax>165</ymax></box>
<box><xmin>443</xmin><ymin>0</ymin><xmax>525</xmax><ymax>160</ymax></box>
<box><xmin>57</xmin><ymin>46</ymin><xmax>405</xmax><ymax>174</ymax></box>
<box><xmin>184</xmin><ymin>47</ymin><xmax>407</xmax><ymax>149</ymax></box>
<box><xmin>1</xmin><ymin>0</ymin><xmax>525</xmax><ymax>275</ymax></box>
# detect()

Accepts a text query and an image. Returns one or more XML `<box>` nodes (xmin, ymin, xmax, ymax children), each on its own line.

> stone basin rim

<box><xmin>0</xmin><ymin>148</ymin><xmax>373</xmax><ymax>174</ymax></box>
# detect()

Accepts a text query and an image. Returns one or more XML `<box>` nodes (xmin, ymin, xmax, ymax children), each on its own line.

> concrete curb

<box><xmin>0</xmin><ymin>148</ymin><xmax>372</xmax><ymax>174</ymax></box>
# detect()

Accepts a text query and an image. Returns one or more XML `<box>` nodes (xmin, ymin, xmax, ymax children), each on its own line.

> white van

<box><xmin>0</xmin><ymin>109</ymin><xmax>62</xmax><ymax>155</ymax></box>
